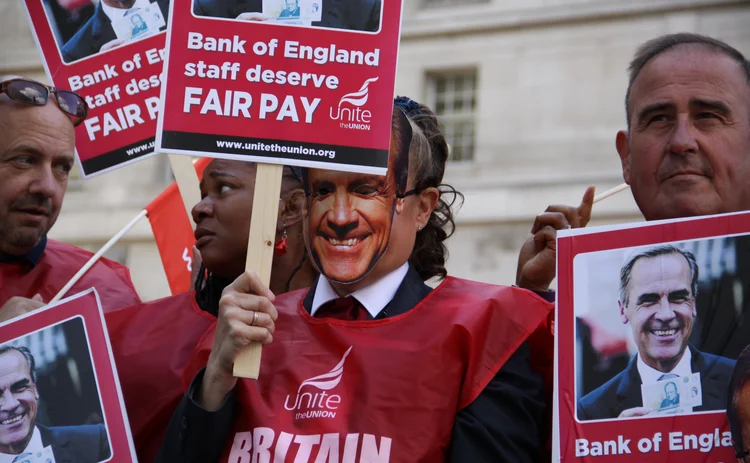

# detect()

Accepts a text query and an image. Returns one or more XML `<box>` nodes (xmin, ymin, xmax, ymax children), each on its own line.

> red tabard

<box><xmin>106</xmin><ymin>291</ymin><xmax>216</xmax><ymax>462</ymax></box>
<box><xmin>184</xmin><ymin>277</ymin><xmax>554</xmax><ymax>463</ymax></box>
<box><xmin>0</xmin><ymin>239</ymin><xmax>141</xmax><ymax>312</ymax></box>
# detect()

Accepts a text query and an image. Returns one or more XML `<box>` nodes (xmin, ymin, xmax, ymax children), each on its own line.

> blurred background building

<box><xmin>1</xmin><ymin>0</ymin><xmax>749</xmax><ymax>301</ymax></box>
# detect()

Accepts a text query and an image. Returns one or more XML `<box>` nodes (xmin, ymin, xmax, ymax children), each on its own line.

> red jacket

<box><xmin>106</xmin><ymin>291</ymin><xmax>216</xmax><ymax>462</ymax></box>
<box><xmin>183</xmin><ymin>277</ymin><xmax>554</xmax><ymax>462</ymax></box>
<box><xmin>0</xmin><ymin>239</ymin><xmax>141</xmax><ymax>312</ymax></box>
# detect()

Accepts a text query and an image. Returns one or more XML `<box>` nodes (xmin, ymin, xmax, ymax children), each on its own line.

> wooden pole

<box><xmin>233</xmin><ymin>163</ymin><xmax>284</xmax><ymax>379</ymax></box>
<box><xmin>51</xmin><ymin>210</ymin><xmax>148</xmax><ymax>304</ymax></box>
<box><xmin>593</xmin><ymin>183</ymin><xmax>630</xmax><ymax>204</ymax></box>
<box><xmin>167</xmin><ymin>154</ymin><xmax>202</xmax><ymax>227</ymax></box>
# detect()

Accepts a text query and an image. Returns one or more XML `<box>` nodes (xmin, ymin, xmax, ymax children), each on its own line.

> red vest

<box><xmin>184</xmin><ymin>277</ymin><xmax>553</xmax><ymax>463</ymax></box>
<box><xmin>0</xmin><ymin>239</ymin><xmax>141</xmax><ymax>312</ymax></box>
<box><xmin>106</xmin><ymin>291</ymin><xmax>216</xmax><ymax>462</ymax></box>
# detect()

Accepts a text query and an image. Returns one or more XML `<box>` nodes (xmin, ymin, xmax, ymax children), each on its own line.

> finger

<box><xmin>32</xmin><ymin>294</ymin><xmax>43</xmax><ymax>302</ymax></box>
<box><xmin>222</xmin><ymin>292</ymin><xmax>278</xmax><ymax>320</ymax></box>
<box><xmin>231</xmin><ymin>309</ymin><xmax>276</xmax><ymax>334</ymax></box>
<box><xmin>531</xmin><ymin>212</ymin><xmax>571</xmax><ymax>234</ymax></box>
<box><xmin>578</xmin><ymin>186</ymin><xmax>596</xmax><ymax>227</ymax></box>
<box><xmin>229</xmin><ymin>270</ymin><xmax>275</xmax><ymax>300</ymax></box>
<box><xmin>545</xmin><ymin>205</ymin><xmax>581</xmax><ymax>229</ymax></box>
<box><xmin>532</xmin><ymin>226</ymin><xmax>557</xmax><ymax>252</ymax></box>
<box><xmin>227</xmin><ymin>322</ymin><xmax>274</xmax><ymax>347</ymax></box>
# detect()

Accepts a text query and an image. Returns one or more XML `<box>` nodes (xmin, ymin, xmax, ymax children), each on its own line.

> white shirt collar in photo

<box><xmin>0</xmin><ymin>426</ymin><xmax>43</xmax><ymax>463</ymax></box>
<box><xmin>637</xmin><ymin>348</ymin><xmax>692</xmax><ymax>385</ymax></box>
<box><xmin>311</xmin><ymin>262</ymin><xmax>410</xmax><ymax>319</ymax></box>
<box><xmin>101</xmin><ymin>0</ymin><xmax>154</xmax><ymax>24</ymax></box>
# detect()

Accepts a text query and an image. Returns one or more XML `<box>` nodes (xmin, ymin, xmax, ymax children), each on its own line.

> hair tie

<box><xmin>394</xmin><ymin>96</ymin><xmax>422</xmax><ymax>118</ymax></box>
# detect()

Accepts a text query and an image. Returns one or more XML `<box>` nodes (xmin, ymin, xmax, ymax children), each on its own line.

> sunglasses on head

<box><xmin>0</xmin><ymin>78</ymin><xmax>88</xmax><ymax>127</ymax></box>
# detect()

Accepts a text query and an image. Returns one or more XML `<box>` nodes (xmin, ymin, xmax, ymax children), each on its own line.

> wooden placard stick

<box><xmin>233</xmin><ymin>163</ymin><xmax>285</xmax><ymax>379</ymax></box>
<box><xmin>167</xmin><ymin>154</ymin><xmax>202</xmax><ymax>227</ymax></box>
<box><xmin>593</xmin><ymin>183</ymin><xmax>630</xmax><ymax>204</ymax></box>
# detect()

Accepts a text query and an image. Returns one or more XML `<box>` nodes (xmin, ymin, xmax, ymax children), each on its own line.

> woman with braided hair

<box><xmin>105</xmin><ymin>160</ymin><xmax>316</xmax><ymax>462</ymax></box>
<box><xmin>158</xmin><ymin>98</ymin><xmax>553</xmax><ymax>463</ymax></box>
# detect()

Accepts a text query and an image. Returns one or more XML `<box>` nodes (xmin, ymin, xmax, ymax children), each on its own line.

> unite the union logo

<box><xmin>284</xmin><ymin>346</ymin><xmax>353</xmax><ymax>420</ymax></box>
<box><xmin>329</xmin><ymin>78</ymin><xmax>378</xmax><ymax>131</ymax></box>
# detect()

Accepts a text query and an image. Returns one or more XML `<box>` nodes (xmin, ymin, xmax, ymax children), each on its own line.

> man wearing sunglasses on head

<box><xmin>0</xmin><ymin>76</ymin><xmax>141</xmax><ymax>319</ymax></box>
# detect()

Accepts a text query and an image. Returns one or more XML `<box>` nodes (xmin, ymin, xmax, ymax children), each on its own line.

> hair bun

<box><xmin>394</xmin><ymin>96</ymin><xmax>422</xmax><ymax>118</ymax></box>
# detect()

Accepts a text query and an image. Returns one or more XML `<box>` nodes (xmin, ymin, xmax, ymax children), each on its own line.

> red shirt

<box><xmin>0</xmin><ymin>239</ymin><xmax>141</xmax><ymax>312</ymax></box>
<box><xmin>106</xmin><ymin>291</ymin><xmax>216</xmax><ymax>462</ymax></box>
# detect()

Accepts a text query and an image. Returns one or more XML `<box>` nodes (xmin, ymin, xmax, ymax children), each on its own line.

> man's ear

<box><xmin>616</xmin><ymin>130</ymin><xmax>632</xmax><ymax>185</ymax></box>
<box><xmin>416</xmin><ymin>187</ymin><xmax>440</xmax><ymax>228</ymax></box>
<box><xmin>619</xmin><ymin>300</ymin><xmax>629</xmax><ymax>324</ymax></box>
<box><xmin>279</xmin><ymin>189</ymin><xmax>306</xmax><ymax>230</ymax></box>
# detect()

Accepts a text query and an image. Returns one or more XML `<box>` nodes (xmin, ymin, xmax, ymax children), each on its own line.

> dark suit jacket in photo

<box><xmin>61</xmin><ymin>0</ymin><xmax>170</xmax><ymax>64</ymax></box>
<box><xmin>577</xmin><ymin>346</ymin><xmax>736</xmax><ymax>421</ymax></box>
<box><xmin>193</xmin><ymin>0</ymin><xmax>380</xmax><ymax>32</ymax></box>
<box><xmin>38</xmin><ymin>423</ymin><xmax>111</xmax><ymax>463</ymax></box>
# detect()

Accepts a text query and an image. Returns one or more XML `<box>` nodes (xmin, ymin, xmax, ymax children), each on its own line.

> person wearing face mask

<box><xmin>0</xmin><ymin>75</ymin><xmax>141</xmax><ymax>319</ymax></box>
<box><xmin>105</xmin><ymin>160</ymin><xmax>316</xmax><ymax>462</ymax></box>
<box><xmin>156</xmin><ymin>98</ymin><xmax>554</xmax><ymax>463</ymax></box>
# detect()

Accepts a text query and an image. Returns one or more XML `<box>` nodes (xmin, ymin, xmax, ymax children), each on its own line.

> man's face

<box><xmin>305</xmin><ymin>170</ymin><xmax>396</xmax><ymax>284</ymax></box>
<box><xmin>665</xmin><ymin>382</ymin><xmax>677</xmax><ymax>401</ymax></box>
<box><xmin>617</xmin><ymin>45</ymin><xmax>750</xmax><ymax>220</ymax></box>
<box><xmin>0</xmin><ymin>351</ymin><xmax>38</xmax><ymax>454</ymax></box>
<box><xmin>620</xmin><ymin>252</ymin><xmax>696</xmax><ymax>372</ymax></box>
<box><xmin>132</xmin><ymin>15</ymin><xmax>144</xmax><ymax>27</ymax></box>
<box><xmin>0</xmin><ymin>101</ymin><xmax>74</xmax><ymax>256</ymax></box>
<box><xmin>285</xmin><ymin>0</ymin><xmax>297</xmax><ymax>11</ymax></box>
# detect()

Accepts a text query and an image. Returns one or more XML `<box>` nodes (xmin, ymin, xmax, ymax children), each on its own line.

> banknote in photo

<box><xmin>13</xmin><ymin>446</ymin><xmax>56</xmax><ymax>463</ymax></box>
<box><xmin>112</xmin><ymin>4</ymin><xmax>166</xmax><ymax>41</ymax></box>
<box><xmin>263</xmin><ymin>0</ymin><xmax>301</xmax><ymax>19</ymax></box>
<box><xmin>641</xmin><ymin>373</ymin><xmax>703</xmax><ymax>416</ymax></box>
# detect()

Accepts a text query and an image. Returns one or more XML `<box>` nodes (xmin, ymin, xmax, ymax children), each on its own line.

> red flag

<box><xmin>145</xmin><ymin>158</ymin><xmax>210</xmax><ymax>295</ymax></box>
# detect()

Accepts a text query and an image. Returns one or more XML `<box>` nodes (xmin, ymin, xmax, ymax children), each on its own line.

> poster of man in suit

<box><xmin>555</xmin><ymin>213</ymin><xmax>750</xmax><ymax>461</ymax></box>
<box><xmin>575</xmin><ymin>241</ymin><xmax>737</xmax><ymax>422</ymax></box>
<box><xmin>0</xmin><ymin>290</ymin><xmax>137</xmax><ymax>462</ymax></box>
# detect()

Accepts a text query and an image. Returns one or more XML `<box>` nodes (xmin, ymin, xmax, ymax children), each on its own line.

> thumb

<box><xmin>32</xmin><ymin>294</ymin><xmax>44</xmax><ymax>303</ymax></box>
<box><xmin>578</xmin><ymin>185</ymin><xmax>596</xmax><ymax>227</ymax></box>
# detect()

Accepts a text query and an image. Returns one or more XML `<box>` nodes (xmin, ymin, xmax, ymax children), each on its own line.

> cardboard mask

<box><xmin>303</xmin><ymin>107</ymin><xmax>412</xmax><ymax>284</ymax></box>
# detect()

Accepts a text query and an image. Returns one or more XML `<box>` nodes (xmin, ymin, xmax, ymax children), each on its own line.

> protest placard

<box><xmin>156</xmin><ymin>0</ymin><xmax>401</xmax><ymax>175</ymax></box>
<box><xmin>157</xmin><ymin>0</ymin><xmax>401</xmax><ymax>378</ymax></box>
<box><xmin>22</xmin><ymin>0</ymin><xmax>169</xmax><ymax>177</ymax></box>
<box><xmin>0</xmin><ymin>289</ymin><xmax>137</xmax><ymax>462</ymax></box>
<box><xmin>554</xmin><ymin>211</ymin><xmax>750</xmax><ymax>461</ymax></box>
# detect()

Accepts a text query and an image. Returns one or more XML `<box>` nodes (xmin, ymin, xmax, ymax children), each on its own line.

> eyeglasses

<box><xmin>0</xmin><ymin>78</ymin><xmax>88</xmax><ymax>127</ymax></box>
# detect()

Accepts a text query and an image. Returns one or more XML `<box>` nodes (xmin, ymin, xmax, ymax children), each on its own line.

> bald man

<box><xmin>0</xmin><ymin>76</ymin><xmax>141</xmax><ymax>318</ymax></box>
<box><xmin>517</xmin><ymin>33</ymin><xmax>750</xmax><ymax>290</ymax></box>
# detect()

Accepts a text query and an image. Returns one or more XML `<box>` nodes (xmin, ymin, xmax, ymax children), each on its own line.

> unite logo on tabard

<box><xmin>329</xmin><ymin>78</ymin><xmax>378</xmax><ymax>131</ymax></box>
<box><xmin>284</xmin><ymin>346</ymin><xmax>353</xmax><ymax>420</ymax></box>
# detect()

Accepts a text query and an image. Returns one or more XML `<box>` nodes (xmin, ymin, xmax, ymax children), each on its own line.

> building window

<box><xmin>420</xmin><ymin>0</ymin><xmax>489</xmax><ymax>9</ymax></box>
<box><xmin>426</xmin><ymin>70</ymin><xmax>477</xmax><ymax>162</ymax></box>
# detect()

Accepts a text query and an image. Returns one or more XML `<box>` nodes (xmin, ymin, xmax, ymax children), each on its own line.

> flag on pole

<box><xmin>145</xmin><ymin>158</ymin><xmax>210</xmax><ymax>295</ymax></box>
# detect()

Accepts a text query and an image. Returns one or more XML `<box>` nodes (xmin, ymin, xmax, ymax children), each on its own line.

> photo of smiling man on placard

<box><xmin>574</xmin><ymin>240</ymin><xmax>741</xmax><ymax>422</ymax></box>
<box><xmin>192</xmin><ymin>0</ymin><xmax>381</xmax><ymax>32</ymax></box>
<box><xmin>302</xmin><ymin>109</ymin><xmax>410</xmax><ymax>285</ymax></box>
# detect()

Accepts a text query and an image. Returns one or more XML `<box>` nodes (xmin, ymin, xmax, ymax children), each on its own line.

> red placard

<box><xmin>156</xmin><ymin>0</ymin><xmax>401</xmax><ymax>175</ymax></box>
<box><xmin>22</xmin><ymin>0</ymin><xmax>168</xmax><ymax>177</ymax></box>
<box><xmin>554</xmin><ymin>211</ymin><xmax>750</xmax><ymax>461</ymax></box>
<box><xmin>0</xmin><ymin>289</ymin><xmax>137</xmax><ymax>462</ymax></box>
